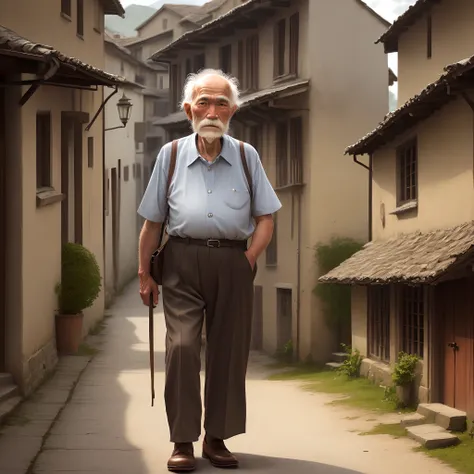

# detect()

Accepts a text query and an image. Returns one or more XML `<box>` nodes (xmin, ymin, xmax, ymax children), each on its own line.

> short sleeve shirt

<box><xmin>137</xmin><ymin>133</ymin><xmax>282</xmax><ymax>240</ymax></box>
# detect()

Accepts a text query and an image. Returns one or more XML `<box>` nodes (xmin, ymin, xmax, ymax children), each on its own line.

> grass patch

<box><xmin>361</xmin><ymin>423</ymin><xmax>407</xmax><ymax>438</ymax></box>
<box><xmin>75</xmin><ymin>343</ymin><xmax>99</xmax><ymax>356</ymax></box>
<box><xmin>415</xmin><ymin>432</ymin><xmax>474</xmax><ymax>474</ymax></box>
<box><xmin>268</xmin><ymin>364</ymin><xmax>412</xmax><ymax>413</ymax></box>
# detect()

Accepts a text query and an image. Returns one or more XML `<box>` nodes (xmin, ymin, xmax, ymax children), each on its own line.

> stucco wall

<box><xmin>397</xmin><ymin>0</ymin><xmax>474</xmax><ymax>105</ymax></box>
<box><xmin>137</xmin><ymin>9</ymin><xmax>181</xmax><ymax>40</ymax></box>
<box><xmin>372</xmin><ymin>97</ymin><xmax>474</xmax><ymax>241</ymax></box>
<box><xmin>1</xmin><ymin>0</ymin><xmax>108</xmax><ymax>393</ymax></box>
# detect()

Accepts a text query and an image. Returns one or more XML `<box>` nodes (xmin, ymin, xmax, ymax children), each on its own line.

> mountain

<box><xmin>151</xmin><ymin>0</ymin><xmax>207</xmax><ymax>8</ymax></box>
<box><xmin>105</xmin><ymin>4</ymin><xmax>157</xmax><ymax>37</ymax></box>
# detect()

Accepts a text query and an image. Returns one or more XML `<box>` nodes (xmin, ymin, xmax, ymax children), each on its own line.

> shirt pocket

<box><xmin>222</xmin><ymin>186</ymin><xmax>251</xmax><ymax>210</ymax></box>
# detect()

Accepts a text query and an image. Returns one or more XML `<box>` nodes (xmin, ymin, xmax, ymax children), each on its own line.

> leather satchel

<box><xmin>147</xmin><ymin>139</ymin><xmax>252</xmax><ymax>407</ymax></box>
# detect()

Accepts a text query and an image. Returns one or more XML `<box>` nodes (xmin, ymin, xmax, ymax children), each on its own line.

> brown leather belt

<box><xmin>169</xmin><ymin>236</ymin><xmax>247</xmax><ymax>249</ymax></box>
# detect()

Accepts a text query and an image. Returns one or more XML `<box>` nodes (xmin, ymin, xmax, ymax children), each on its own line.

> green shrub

<box><xmin>337</xmin><ymin>343</ymin><xmax>363</xmax><ymax>378</ymax></box>
<box><xmin>392</xmin><ymin>352</ymin><xmax>419</xmax><ymax>386</ymax></box>
<box><xmin>56</xmin><ymin>243</ymin><xmax>102</xmax><ymax>315</ymax></box>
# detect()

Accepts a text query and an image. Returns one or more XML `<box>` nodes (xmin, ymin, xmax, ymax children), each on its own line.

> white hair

<box><xmin>180</xmin><ymin>68</ymin><xmax>241</xmax><ymax>110</ymax></box>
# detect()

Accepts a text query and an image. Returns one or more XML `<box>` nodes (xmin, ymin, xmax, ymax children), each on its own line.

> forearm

<box><xmin>247</xmin><ymin>215</ymin><xmax>274</xmax><ymax>260</ymax></box>
<box><xmin>138</xmin><ymin>220</ymin><xmax>162</xmax><ymax>276</ymax></box>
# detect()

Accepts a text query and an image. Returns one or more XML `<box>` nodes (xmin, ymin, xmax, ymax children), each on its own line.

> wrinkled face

<box><xmin>184</xmin><ymin>75</ymin><xmax>237</xmax><ymax>143</ymax></box>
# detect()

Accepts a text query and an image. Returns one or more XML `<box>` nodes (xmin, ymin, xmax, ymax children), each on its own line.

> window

<box><xmin>274</xmin><ymin>19</ymin><xmax>286</xmax><ymax>78</ymax></box>
<box><xmin>245</xmin><ymin>35</ymin><xmax>259</xmax><ymax>91</ymax></box>
<box><xmin>220</xmin><ymin>44</ymin><xmax>232</xmax><ymax>74</ymax></box>
<box><xmin>397</xmin><ymin>139</ymin><xmax>417</xmax><ymax>204</ymax></box>
<box><xmin>427</xmin><ymin>15</ymin><xmax>432</xmax><ymax>59</ymax></box>
<box><xmin>61</xmin><ymin>0</ymin><xmax>71</xmax><ymax>17</ymax></box>
<box><xmin>289</xmin><ymin>13</ymin><xmax>299</xmax><ymax>75</ymax></box>
<box><xmin>77</xmin><ymin>0</ymin><xmax>84</xmax><ymax>37</ymax></box>
<box><xmin>276</xmin><ymin>122</ymin><xmax>288</xmax><ymax>188</ymax></box>
<box><xmin>248</xmin><ymin>125</ymin><xmax>261</xmax><ymax>156</ymax></box>
<box><xmin>276</xmin><ymin>117</ymin><xmax>303</xmax><ymax>187</ymax></box>
<box><xmin>170</xmin><ymin>64</ymin><xmax>181</xmax><ymax>112</ymax></box>
<box><xmin>36</xmin><ymin>112</ymin><xmax>52</xmax><ymax>189</ymax></box>
<box><xmin>124</xmin><ymin>166</ymin><xmax>129</xmax><ymax>182</ymax></box>
<box><xmin>266</xmin><ymin>213</ymin><xmax>277</xmax><ymax>266</ymax></box>
<box><xmin>94</xmin><ymin>0</ymin><xmax>103</xmax><ymax>32</ymax></box>
<box><xmin>120</xmin><ymin>61</ymin><xmax>125</xmax><ymax>75</ymax></box>
<box><xmin>163</xmin><ymin>18</ymin><xmax>168</xmax><ymax>30</ymax></box>
<box><xmin>237</xmin><ymin>40</ymin><xmax>244</xmax><ymax>87</ymax></box>
<box><xmin>401</xmin><ymin>286</ymin><xmax>424</xmax><ymax>358</ymax></box>
<box><xmin>185</xmin><ymin>58</ymin><xmax>192</xmax><ymax>78</ymax></box>
<box><xmin>193</xmin><ymin>54</ymin><xmax>205</xmax><ymax>73</ymax></box>
<box><xmin>105</xmin><ymin>172</ymin><xmax>110</xmax><ymax>215</ymax></box>
<box><xmin>277</xmin><ymin>288</ymin><xmax>292</xmax><ymax>349</ymax></box>
<box><xmin>87</xmin><ymin>137</ymin><xmax>94</xmax><ymax>168</ymax></box>
<box><xmin>368</xmin><ymin>286</ymin><xmax>390</xmax><ymax>362</ymax></box>
<box><xmin>159</xmin><ymin>75</ymin><xmax>164</xmax><ymax>89</ymax></box>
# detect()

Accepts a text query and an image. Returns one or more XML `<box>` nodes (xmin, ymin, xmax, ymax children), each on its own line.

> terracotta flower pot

<box><xmin>55</xmin><ymin>312</ymin><xmax>84</xmax><ymax>355</ymax></box>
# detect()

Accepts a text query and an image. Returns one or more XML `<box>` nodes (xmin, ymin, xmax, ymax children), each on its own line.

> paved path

<box><xmin>3</xmin><ymin>280</ymin><xmax>457</xmax><ymax>473</ymax></box>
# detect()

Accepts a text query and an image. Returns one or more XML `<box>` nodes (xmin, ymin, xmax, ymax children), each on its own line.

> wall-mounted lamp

<box><xmin>105</xmin><ymin>92</ymin><xmax>133</xmax><ymax>131</ymax></box>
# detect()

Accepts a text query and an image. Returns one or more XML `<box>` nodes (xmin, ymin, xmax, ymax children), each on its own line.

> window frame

<box><xmin>36</xmin><ymin>111</ymin><xmax>52</xmax><ymax>190</ymax></box>
<box><xmin>396</xmin><ymin>138</ymin><xmax>418</xmax><ymax>206</ymax></box>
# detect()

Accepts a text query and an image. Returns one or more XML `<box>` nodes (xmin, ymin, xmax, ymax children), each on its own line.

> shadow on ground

<box><xmin>195</xmin><ymin>453</ymin><xmax>363</xmax><ymax>473</ymax></box>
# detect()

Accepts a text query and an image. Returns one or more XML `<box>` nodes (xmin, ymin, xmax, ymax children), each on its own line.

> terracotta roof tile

<box><xmin>319</xmin><ymin>221</ymin><xmax>474</xmax><ymax>285</ymax></box>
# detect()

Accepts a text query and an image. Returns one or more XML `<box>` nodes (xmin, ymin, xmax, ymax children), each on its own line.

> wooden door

<box><xmin>438</xmin><ymin>278</ymin><xmax>474</xmax><ymax>415</ymax></box>
<box><xmin>0</xmin><ymin>86</ymin><xmax>5</xmax><ymax>370</ymax></box>
<box><xmin>111</xmin><ymin>168</ymin><xmax>119</xmax><ymax>292</ymax></box>
<box><xmin>251</xmin><ymin>285</ymin><xmax>263</xmax><ymax>350</ymax></box>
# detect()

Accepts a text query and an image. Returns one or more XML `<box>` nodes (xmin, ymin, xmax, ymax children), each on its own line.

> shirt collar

<box><xmin>185</xmin><ymin>133</ymin><xmax>234</xmax><ymax>167</ymax></box>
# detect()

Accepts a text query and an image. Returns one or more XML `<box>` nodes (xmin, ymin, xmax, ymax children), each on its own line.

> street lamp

<box><xmin>105</xmin><ymin>92</ymin><xmax>133</xmax><ymax>131</ymax></box>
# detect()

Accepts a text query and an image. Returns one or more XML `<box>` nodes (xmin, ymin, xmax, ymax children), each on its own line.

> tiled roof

<box><xmin>376</xmin><ymin>0</ymin><xmax>440</xmax><ymax>53</ymax></box>
<box><xmin>0</xmin><ymin>25</ymin><xmax>126</xmax><ymax>86</ymax></box>
<box><xmin>153</xmin><ymin>78</ymin><xmax>310</xmax><ymax>126</ymax></box>
<box><xmin>136</xmin><ymin>3</ymin><xmax>201</xmax><ymax>31</ymax></box>
<box><xmin>345</xmin><ymin>55</ymin><xmax>474</xmax><ymax>156</ymax></box>
<box><xmin>180</xmin><ymin>0</ymin><xmax>229</xmax><ymax>25</ymax></box>
<box><xmin>102</xmin><ymin>0</ymin><xmax>126</xmax><ymax>17</ymax></box>
<box><xmin>319</xmin><ymin>221</ymin><xmax>474</xmax><ymax>285</ymax></box>
<box><xmin>151</xmin><ymin>0</ymin><xmax>389</xmax><ymax>61</ymax></box>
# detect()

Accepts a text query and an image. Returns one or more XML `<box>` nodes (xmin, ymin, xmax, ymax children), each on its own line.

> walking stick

<box><xmin>149</xmin><ymin>293</ymin><xmax>155</xmax><ymax>407</ymax></box>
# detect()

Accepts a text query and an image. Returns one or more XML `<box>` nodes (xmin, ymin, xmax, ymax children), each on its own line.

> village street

<box><xmin>0</xmin><ymin>280</ymin><xmax>456</xmax><ymax>474</ymax></box>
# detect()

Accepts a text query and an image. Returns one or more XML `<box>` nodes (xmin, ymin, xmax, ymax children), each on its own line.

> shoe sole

<box><xmin>167</xmin><ymin>465</ymin><xmax>196</xmax><ymax>473</ymax></box>
<box><xmin>202</xmin><ymin>451</ymin><xmax>239</xmax><ymax>469</ymax></box>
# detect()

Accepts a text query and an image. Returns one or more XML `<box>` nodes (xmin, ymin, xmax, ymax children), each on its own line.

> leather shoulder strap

<box><xmin>166</xmin><ymin>140</ymin><xmax>178</xmax><ymax>197</ymax></box>
<box><xmin>239</xmin><ymin>141</ymin><xmax>253</xmax><ymax>202</ymax></box>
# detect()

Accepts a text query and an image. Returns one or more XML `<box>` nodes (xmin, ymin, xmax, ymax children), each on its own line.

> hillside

<box><xmin>105</xmin><ymin>4</ymin><xmax>157</xmax><ymax>37</ymax></box>
<box><xmin>151</xmin><ymin>0</ymin><xmax>206</xmax><ymax>8</ymax></box>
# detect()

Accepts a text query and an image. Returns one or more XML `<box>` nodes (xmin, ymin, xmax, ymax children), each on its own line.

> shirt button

<box><xmin>208</xmin><ymin>189</ymin><xmax>212</xmax><ymax>194</ymax></box>
<box><xmin>208</xmin><ymin>213</ymin><xmax>213</xmax><ymax>218</ymax></box>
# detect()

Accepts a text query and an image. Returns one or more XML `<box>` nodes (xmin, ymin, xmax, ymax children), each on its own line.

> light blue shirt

<box><xmin>137</xmin><ymin>133</ymin><xmax>282</xmax><ymax>240</ymax></box>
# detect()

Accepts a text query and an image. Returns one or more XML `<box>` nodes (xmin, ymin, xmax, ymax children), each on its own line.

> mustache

<box><xmin>197</xmin><ymin>118</ymin><xmax>225</xmax><ymax>130</ymax></box>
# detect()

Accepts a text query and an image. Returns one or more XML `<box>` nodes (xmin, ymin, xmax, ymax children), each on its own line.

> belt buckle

<box><xmin>207</xmin><ymin>239</ymin><xmax>221</xmax><ymax>248</ymax></box>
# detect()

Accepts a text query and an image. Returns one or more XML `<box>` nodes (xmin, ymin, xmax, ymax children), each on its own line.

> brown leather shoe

<box><xmin>202</xmin><ymin>436</ymin><xmax>239</xmax><ymax>468</ymax></box>
<box><xmin>168</xmin><ymin>443</ymin><xmax>195</xmax><ymax>472</ymax></box>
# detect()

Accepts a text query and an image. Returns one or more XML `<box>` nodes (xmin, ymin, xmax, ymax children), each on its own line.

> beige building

<box><xmin>321</xmin><ymin>0</ymin><xmax>474</xmax><ymax>418</ymax></box>
<box><xmin>0</xmin><ymin>0</ymin><xmax>125</xmax><ymax>411</ymax></box>
<box><xmin>104</xmin><ymin>33</ymin><xmax>170</xmax><ymax>304</ymax></box>
<box><xmin>150</xmin><ymin>0</ymin><xmax>390</xmax><ymax>363</ymax></box>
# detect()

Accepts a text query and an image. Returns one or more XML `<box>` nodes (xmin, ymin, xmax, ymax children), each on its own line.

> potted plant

<box><xmin>392</xmin><ymin>351</ymin><xmax>419</xmax><ymax>408</ymax></box>
<box><xmin>55</xmin><ymin>242</ymin><xmax>102</xmax><ymax>355</ymax></box>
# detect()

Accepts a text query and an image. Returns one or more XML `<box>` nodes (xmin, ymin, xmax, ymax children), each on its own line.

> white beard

<box><xmin>193</xmin><ymin>118</ymin><xmax>229</xmax><ymax>141</ymax></box>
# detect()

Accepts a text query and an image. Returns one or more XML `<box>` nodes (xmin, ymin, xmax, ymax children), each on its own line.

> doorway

<box><xmin>61</xmin><ymin>115</ymin><xmax>84</xmax><ymax>245</ymax></box>
<box><xmin>111</xmin><ymin>168</ymin><xmax>119</xmax><ymax>292</ymax></box>
<box><xmin>0</xmin><ymin>86</ymin><xmax>5</xmax><ymax>370</ymax></box>
<box><xmin>251</xmin><ymin>285</ymin><xmax>263</xmax><ymax>350</ymax></box>
<box><xmin>437</xmin><ymin>278</ymin><xmax>474</xmax><ymax>416</ymax></box>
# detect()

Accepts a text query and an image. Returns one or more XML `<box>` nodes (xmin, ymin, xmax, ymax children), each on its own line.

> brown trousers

<box><xmin>162</xmin><ymin>238</ymin><xmax>255</xmax><ymax>443</ymax></box>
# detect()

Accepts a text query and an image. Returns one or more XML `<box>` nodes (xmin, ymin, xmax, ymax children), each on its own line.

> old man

<box><xmin>137</xmin><ymin>68</ymin><xmax>281</xmax><ymax>472</ymax></box>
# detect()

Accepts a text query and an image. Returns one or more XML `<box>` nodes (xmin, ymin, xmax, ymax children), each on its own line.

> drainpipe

<box><xmin>353</xmin><ymin>154</ymin><xmax>373</xmax><ymax>242</ymax></box>
<box><xmin>102</xmin><ymin>86</ymin><xmax>106</xmax><ymax>295</ymax></box>
<box><xmin>295</xmin><ymin>189</ymin><xmax>302</xmax><ymax>361</ymax></box>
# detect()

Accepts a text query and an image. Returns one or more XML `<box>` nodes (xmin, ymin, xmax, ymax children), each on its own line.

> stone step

<box><xmin>0</xmin><ymin>384</ymin><xmax>19</xmax><ymax>404</ymax></box>
<box><xmin>326</xmin><ymin>362</ymin><xmax>343</xmax><ymax>370</ymax></box>
<box><xmin>332</xmin><ymin>352</ymin><xmax>349</xmax><ymax>363</ymax></box>
<box><xmin>401</xmin><ymin>413</ymin><xmax>426</xmax><ymax>428</ymax></box>
<box><xmin>0</xmin><ymin>373</ymin><xmax>13</xmax><ymax>388</ymax></box>
<box><xmin>407</xmin><ymin>424</ymin><xmax>460</xmax><ymax>450</ymax></box>
<box><xmin>417</xmin><ymin>403</ymin><xmax>467</xmax><ymax>432</ymax></box>
<box><xmin>0</xmin><ymin>395</ymin><xmax>22</xmax><ymax>425</ymax></box>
